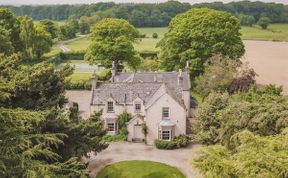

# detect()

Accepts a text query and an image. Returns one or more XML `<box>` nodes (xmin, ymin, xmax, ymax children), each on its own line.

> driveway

<box><xmin>87</xmin><ymin>142</ymin><xmax>203</xmax><ymax>178</ymax></box>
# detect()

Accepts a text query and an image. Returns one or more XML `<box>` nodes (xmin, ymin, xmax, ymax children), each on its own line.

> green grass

<box><xmin>68</xmin><ymin>72</ymin><xmax>92</xmax><ymax>83</ymax></box>
<box><xmin>64</xmin><ymin>37</ymin><xmax>91</xmax><ymax>51</ymax></box>
<box><xmin>240</xmin><ymin>24</ymin><xmax>288</xmax><ymax>41</ymax></box>
<box><xmin>96</xmin><ymin>160</ymin><xmax>185</xmax><ymax>178</ymax></box>
<box><xmin>46</xmin><ymin>24</ymin><xmax>288</xmax><ymax>56</ymax></box>
<box><xmin>138</xmin><ymin>27</ymin><xmax>168</xmax><ymax>38</ymax></box>
<box><xmin>43</xmin><ymin>45</ymin><xmax>62</xmax><ymax>58</ymax></box>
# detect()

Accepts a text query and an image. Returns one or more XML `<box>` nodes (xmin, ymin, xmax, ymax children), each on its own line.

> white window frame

<box><xmin>107</xmin><ymin>101</ymin><xmax>114</xmax><ymax>112</ymax></box>
<box><xmin>107</xmin><ymin>122</ymin><xmax>115</xmax><ymax>131</ymax></box>
<box><xmin>159</xmin><ymin>129</ymin><xmax>171</xmax><ymax>141</ymax></box>
<box><xmin>135</xmin><ymin>103</ymin><xmax>141</xmax><ymax>113</ymax></box>
<box><xmin>162</xmin><ymin>107</ymin><xmax>169</xmax><ymax>119</ymax></box>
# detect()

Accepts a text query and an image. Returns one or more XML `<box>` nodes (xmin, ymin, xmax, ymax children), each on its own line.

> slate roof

<box><xmin>114</xmin><ymin>72</ymin><xmax>190</xmax><ymax>91</ymax></box>
<box><xmin>91</xmin><ymin>72</ymin><xmax>190</xmax><ymax>108</ymax></box>
<box><xmin>92</xmin><ymin>82</ymin><xmax>162</xmax><ymax>105</ymax></box>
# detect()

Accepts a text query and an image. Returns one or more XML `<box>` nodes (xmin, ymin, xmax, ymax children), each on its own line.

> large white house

<box><xmin>90</xmin><ymin>63</ymin><xmax>191</xmax><ymax>145</ymax></box>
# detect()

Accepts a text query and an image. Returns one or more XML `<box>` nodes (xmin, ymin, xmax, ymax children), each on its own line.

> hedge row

<box><xmin>59</xmin><ymin>51</ymin><xmax>85</xmax><ymax>60</ymax></box>
<box><xmin>155</xmin><ymin>135</ymin><xmax>190</xmax><ymax>150</ymax></box>
<box><xmin>65</xmin><ymin>81</ymin><xmax>91</xmax><ymax>90</ymax></box>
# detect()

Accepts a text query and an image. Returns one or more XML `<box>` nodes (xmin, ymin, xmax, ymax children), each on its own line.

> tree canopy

<box><xmin>158</xmin><ymin>8</ymin><xmax>245</xmax><ymax>77</ymax></box>
<box><xmin>4</xmin><ymin>1</ymin><xmax>288</xmax><ymax>27</ymax></box>
<box><xmin>193</xmin><ymin>85</ymin><xmax>288</xmax><ymax>177</ymax></box>
<box><xmin>85</xmin><ymin>18</ymin><xmax>140</xmax><ymax>70</ymax></box>
<box><xmin>0</xmin><ymin>8</ymin><xmax>53</xmax><ymax>60</ymax></box>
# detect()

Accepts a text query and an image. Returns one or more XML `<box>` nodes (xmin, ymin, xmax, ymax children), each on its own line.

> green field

<box><xmin>68</xmin><ymin>72</ymin><xmax>92</xmax><ymax>83</ymax></box>
<box><xmin>64</xmin><ymin>37</ymin><xmax>91</xmax><ymax>51</ymax></box>
<box><xmin>51</xmin><ymin>24</ymin><xmax>288</xmax><ymax>55</ymax></box>
<box><xmin>96</xmin><ymin>160</ymin><xmax>185</xmax><ymax>178</ymax></box>
<box><xmin>240</xmin><ymin>24</ymin><xmax>288</xmax><ymax>41</ymax></box>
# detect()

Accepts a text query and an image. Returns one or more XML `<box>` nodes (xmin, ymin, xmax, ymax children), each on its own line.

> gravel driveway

<box><xmin>87</xmin><ymin>142</ymin><xmax>203</xmax><ymax>178</ymax></box>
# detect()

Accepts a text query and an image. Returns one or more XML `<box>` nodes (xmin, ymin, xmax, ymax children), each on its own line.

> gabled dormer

<box><xmin>106</xmin><ymin>96</ymin><xmax>116</xmax><ymax>113</ymax></box>
<box><xmin>133</xmin><ymin>96</ymin><xmax>143</xmax><ymax>114</ymax></box>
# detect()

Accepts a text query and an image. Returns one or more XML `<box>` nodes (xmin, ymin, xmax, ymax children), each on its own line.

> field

<box><xmin>49</xmin><ymin>24</ymin><xmax>288</xmax><ymax>92</ymax></box>
<box><xmin>51</xmin><ymin>24</ymin><xmax>288</xmax><ymax>54</ymax></box>
<box><xmin>96</xmin><ymin>160</ymin><xmax>185</xmax><ymax>178</ymax></box>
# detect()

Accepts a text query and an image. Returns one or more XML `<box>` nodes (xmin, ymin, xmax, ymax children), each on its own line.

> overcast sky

<box><xmin>0</xmin><ymin>0</ymin><xmax>287</xmax><ymax>5</ymax></box>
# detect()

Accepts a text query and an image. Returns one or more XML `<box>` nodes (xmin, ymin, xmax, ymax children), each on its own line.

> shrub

<box><xmin>152</xmin><ymin>33</ymin><xmax>158</xmax><ymax>39</ymax></box>
<box><xmin>139</xmin><ymin>34</ymin><xmax>146</xmax><ymax>38</ymax></box>
<box><xmin>65</xmin><ymin>81</ymin><xmax>91</xmax><ymax>90</ymax></box>
<box><xmin>155</xmin><ymin>135</ymin><xmax>190</xmax><ymax>149</ymax></box>
<box><xmin>59</xmin><ymin>51</ymin><xmax>85</xmax><ymax>60</ymax></box>
<box><xmin>102</xmin><ymin>134</ymin><xmax>127</xmax><ymax>142</ymax></box>
<box><xmin>117</xmin><ymin>112</ymin><xmax>131</xmax><ymax>130</ymax></box>
<box><xmin>97</xmin><ymin>69</ymin><xmax>111</xmax><ymax>81</ymax></box>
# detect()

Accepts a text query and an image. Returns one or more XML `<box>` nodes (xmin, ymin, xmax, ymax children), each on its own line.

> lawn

<box><xmin>67</xmin><ymin>72</ymin><xmax>92</xmax><ymax>83</ymax></box>
<box><xmin>64</xmin><ymin>37</ymin><xmax>91</xmax><ymax>51</ymax></box>
<box><xmin>96</xmin><ymin>160</ymin><xmax>185</xmax><ymax>178</ymax></box>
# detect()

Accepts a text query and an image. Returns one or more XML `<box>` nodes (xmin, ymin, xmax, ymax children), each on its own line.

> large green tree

<box><xmin>158</xmin><ymin>8</ymin><xmax>245</xmax><ymax>77</ymax></box>
<box><xmin>18</xmin><ymin>16</ymin><xmax>53</xmax><ymax>60</ymax></box>
<box><xmin>0</xmin><ymin>54</ymin><xmax>108</xmax><ymax>177</ymax></box>
<box><xmin>0</xmin><ymin>28</ymin><xmax>14</xmax><ymax>55</ymax></box>
<box><xmin>85</xmin><ymin>18</ymin><xmax>140</xmax><ymax>70</ymax></box>
<box><xmin>39</xmin><ymin>19</ymin><xmax>59</xmax><ymax>39</ymax></box>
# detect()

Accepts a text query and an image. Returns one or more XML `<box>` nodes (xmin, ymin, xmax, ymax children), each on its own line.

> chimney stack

<box><xmin>178</xmin><ymin>69</ymin><xmax>183</xmax><ymax>88</ymax></box>
<box><xmin>185</xmin><ymin>61</ymin><xmax>189</xmax><ymax>72</ymax></box>
<box><xmin>91</xmin><ymin>71</ymin><xmax>98</xmax><ymax>89</ymax></box>
<box><xmin>111</xmin><ymin>61</ymin><xmax>116</xmax><ymax>82</ymax></box>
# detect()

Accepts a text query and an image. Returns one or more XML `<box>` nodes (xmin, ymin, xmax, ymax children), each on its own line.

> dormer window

<box><xmin>162</xmin><ymin>107</ymin><xmax>169</xmax><ymax>119</ymax></box>
<box><xmin>135</xmin><ymin>103</ymin><xmax>141</xmax><ymax>113</ymax></box>
<box><xmin>107</xmin><ymin>101</ymin><xmax>114</xmax><ymax>112</ymax></box>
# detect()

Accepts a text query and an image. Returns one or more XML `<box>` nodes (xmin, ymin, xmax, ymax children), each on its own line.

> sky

<box><xmin>0</xmin><ymin>0</ymin><xmax>287</xmax><ymax>5</ymax></box>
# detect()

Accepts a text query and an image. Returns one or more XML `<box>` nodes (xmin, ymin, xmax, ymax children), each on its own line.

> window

<box><xmin>107</xmin><ymin>101</ymin><xmax>114</xmax><ymax>112</ymax></box>
<box><xmin>161</xmin><ymin>130</ymin><xmax>170</xmax><ymax>140</ymax></box>
<box><xmin>162</xmin><ymin>107</ymin><xmax>169</xmax><ymax>118</ymax></box>
<box><xmin>135</xmin><ymin>103</ymin><xmax>141</xmax><ymax>112</ymax></box>
<box><xmin>107</xmin><ymin>123</ymin><xmax>115</xmax><ymax>131</ymax></box>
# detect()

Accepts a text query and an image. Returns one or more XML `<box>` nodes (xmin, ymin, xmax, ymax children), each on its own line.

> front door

<box><xmin>134</xmin><ymin>125</ymin><xmax>143</xmax><ymax>139</ymax></box>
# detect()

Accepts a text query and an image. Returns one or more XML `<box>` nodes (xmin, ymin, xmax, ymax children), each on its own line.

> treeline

<box><xmin>3</xmin><ymin>1</ymin><xmax>287</xmax><ymax>28</ymax></box>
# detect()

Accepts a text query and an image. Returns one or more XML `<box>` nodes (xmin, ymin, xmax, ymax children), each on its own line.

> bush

<box><xmin>152</xmin><ymin>33</ymin><xmax>158</xmax><ymax>39</ymax></box>
<box><xmin>117</xmin><ymin>112</ymin><xmax>131</xmax><ymax>130</ymax></box>
<box><xmin>65</xmin><ymin>81</ymin><xmax>91</xmax><ymax>90</ymax></box>
<box><xmin>155</xmin><ymin>135</ymin><xmax>190</xmax><ymax>150</ymax></box>
<box><xmin>139</xmin><ymin>34</ymin><xmax>146</xmax><ymax>38</ymax></box>
<box><xmin>97</xmin><ymin>69</ymin><xmax>111</xmax><ymax>81</ymax></box>
<box><xmin>59</xmin><ymin>51</ymin><xmax>85</xmax><ymax>60</ymax></box>
<box><xmin>139</xmin><ymin>51</ymin><xmax>158</xmax><ymax>59</ymax></box>
<box><xmin>102</xmin><ymin>134</ymin><xmax>127</xmax><ymax>142</ymax></box>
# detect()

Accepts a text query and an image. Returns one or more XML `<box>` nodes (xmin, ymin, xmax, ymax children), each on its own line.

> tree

<box><xmin>258</xmin><ymin>17</ymin><xmax>270</xmax><ymax>29</ymax></box>
<box><xmin>195</xmin><ymin>55</ymin><xmax>240</xmax><ymax>97</ymax></box>
<box><xmin>152</xmin><ymin>32</ymin><xmax>158</xmax><ymax>39</ymax></box>
<box><xmin>59</xmin><ymin>23</ymin><xmax>77</xmax><ymax>40</ymax></box>
<box><xmin>0</xmin><ymin>8</ymin><xmax>23</xmax><ymax>52</ymax></box>
<box><xmin>33</xmin><ymin>24</ymin><xmax>53</xmax><ymax>58</ymax></box>
<box><xmin>85</xmin><ymin>18</ymin><xmax>141</xmax><ymax>70</ymax></box>
<box><xmin>39</xmin><ymin>19</ymin><xmax>59</xmax><ymax>39</ymax></box>
<box><xmin>238</xmin><ymin>14</ymin><xmax>255</xmax><ymax>26</ymax></box>
<box><xmin>0</xmin><ymin>54</ymin><xmax>108</xmax><ymax>177</ymax></box>
<box><xmin>193</xmin><ymin>129</ymin><xmax>288</xmax><ymax>178</ymax></box>
<box><xmin>79</xmin><ymin>19</ymin><xmax>90</xmax><ymax>34</ymax></box>
<box><xmin>0</xmin><ymin>28</ymin><xmax>14</xmax><ymax>55</ymax></box>
<box><xmin>0</xmin><ymin>54</ymin><xmax>73</xmax><ymax>109</ymax></box>
<box><xmin>158</xmin><ymin>8</ymin><xmax>245</xmax><ymax>78</ymax></box>
<box><xmin>18</xmin><ymin>16</ymin><xmax>53</xmax><ymax>60</ymax></box>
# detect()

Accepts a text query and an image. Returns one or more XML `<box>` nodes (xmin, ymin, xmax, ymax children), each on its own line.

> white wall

<box><xmin>145</xmin><ymin>93</ymin><xmax>186</xmax><ymax>145</ymax></box>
